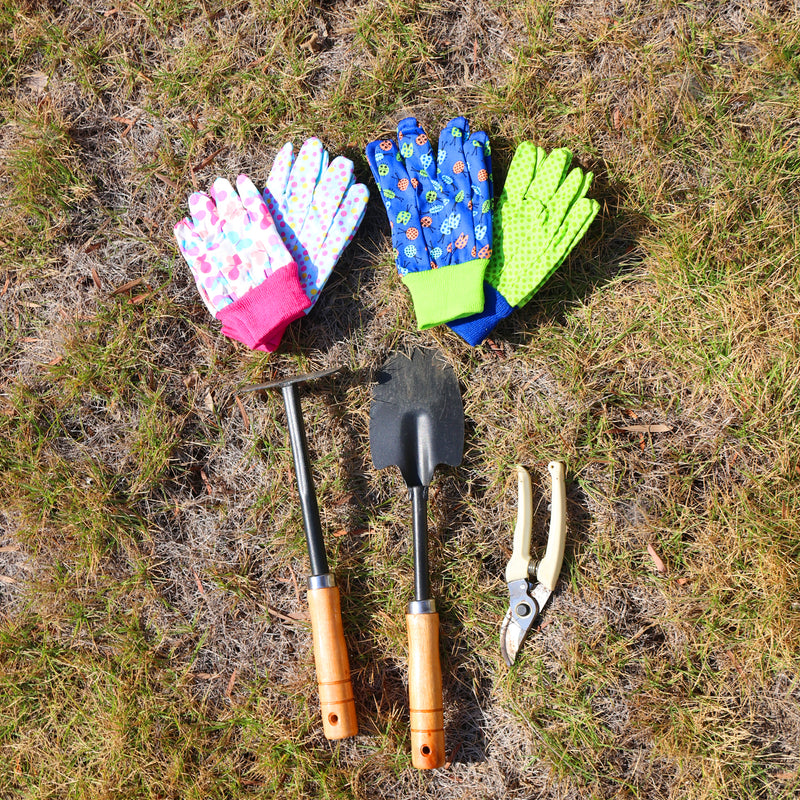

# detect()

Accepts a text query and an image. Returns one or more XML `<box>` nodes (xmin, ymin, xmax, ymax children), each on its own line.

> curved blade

<box><xmin>501</xmin><ymin>581</ymin><xmax>554</xmax><ymax>666</ymax></box>
<box><xmin>500</xmin><ymin>607</ymin><xmax>528</xmax><ymax>667</ymax></box>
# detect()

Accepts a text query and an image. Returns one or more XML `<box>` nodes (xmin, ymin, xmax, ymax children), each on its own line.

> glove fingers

<box><xmin>187</xmin><ymin>191</ymin><xmax>222</xmax><ymax>239</ymax></box>
<box><xmin>546</xmin><ymin>196</ymin><xmax>599</xmax><ymax>263</ymax></box>
<box><xmin>394</xmin><ymin>119</ymin><xmax>451</xmax><ymax>266</ymax></box>
<box><xmin>366</xmin><ymin>137</ymin><xmax>400</xmax><ymax>208</ymax></box>
<box><xmin>213</xmin><ymin>175</ymin><xmax>294</xmax><ymax>292</ymax></box>
<box><xmin>306</xmin><ymin>155</ymin><xmax>354</xmax><ymax>239</ymax></box>
<box><xmin>435</xmin><ymin>117</ymin><xmax>474</xmax><ymax>216</ymax></box>
<box><xmin>174</xmin><ymin>218</ymin><xmax>201</xmax><ymax>256</ymax></box>
<box><xmin>515</xmin><ymin>197</ymin><xmax>599</xmax><ymax>309</ymax></box>
<box><xmin>305</xmin><ymin>181</ymin><xmax>370</xmax><ymax>297</ymax></box>
<box><xmin>307</xmin><ymin>179</ymin><xmax>368</xmax><ymax>268</ymax></box>
<box><xmin>464</xmin><ymin>129</ymin><xmax>493</xmax><ymax>259</ymax></box>
<box><xmin>240</xmin><ymin>175</ymin><xmax>298</xmax><ymax>273</ymax></box>
<box><xmin>265</xmin><ymin>141</ymin><xmax>294</xmax><ymax>204</ymax></box>
<box><xmin>214</xmin><ymin>177</ymin><xmax>269</xmax><ymax>290</ymax></box>
<box><xmin>262</xmin><ymin>184</ymin><xmax>304</xmax><ymax>278</ymax></box>
<box><xmin>396</xmin><ymin>118</ymin><xmax>438</xmax><ymax>203</ymax></box>
<box><xmin>435</xmin><ymin>116</ymin><xmax>469</xmax><ymax>167</ymax></box>
<box><xmin>176</xmin><ymin>201</ymin><xmax>237</xmax><ymax>312</ymax></box>
<box><xmin>283</xmin><ymin>137</ymin><xmax>327</xmax><ymax>232</ymax></box>
<box><xmin>431</xmin><ymin>118</ymin><xmax>494</xmax><ymax>267</ymax></box>
<box><xmin>366</xmin><ymin>137</ymin><xmax>430</xmax><ymax>274</ymax></box>
<box><xmin>237</xmin><ymin>174</ymin><xmax>276</xmax><ymax>231</ymax></box>
<box><xmin>211</xmin><ymin>178</ymin><xmax>247</xmax><ymax>228</ymax></box>
<box><xmin>542</xmin><ymin>168</ymin><xmax>593</xmax><ymax>242</ymax></box>
<box><xmin>501</xmin><ymin>142</ymin><xmax>543</xmax><ymax>204</ymax></box>
<box><xmin>174</xmin><ymin>219</ymin><xmax>219</xmax><ymax>315</ymax></box>
<box><xmin>526</xmin><ymin>148</ymin><xmax>572</xmax><ymax>205</ymax></box>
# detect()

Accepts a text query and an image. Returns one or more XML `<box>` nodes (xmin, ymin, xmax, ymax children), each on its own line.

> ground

<box><xmin>0</xmin><ymin>0</ymin><xmax>799</xmax><ymax>798</ymax></box>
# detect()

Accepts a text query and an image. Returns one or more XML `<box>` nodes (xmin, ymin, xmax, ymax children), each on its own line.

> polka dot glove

<box><xmin>448</xmin><ymin>143</ymin><xmax>600</xmax><ymax>346</ymax></box>
<box><xmin>174</xmin><ymin>174</ymin><xmax>311</xmax><ymax>352</ymax></box>
<box><xmin>366</xmin><ymin>117</ymin><xmax>494</xmax><ymax>329</ymax></box>
<box><xmin>262</xmin><ymin>138</ymin><xmax>369</xmax><ymax>309</ymax></box>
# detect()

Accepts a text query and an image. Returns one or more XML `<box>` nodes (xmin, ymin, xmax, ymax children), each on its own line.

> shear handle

<box><xmin>533</xmin><ymin>462</ymin><xmax>567</xmax><ymax>592</ymax></box>
<box><xmin>505</xmin><ymin>462</ymin><xmax>567</xmax><ymax>590</ymax></box>
<box><xmin>505</xmin><ymin>466</ymin><xmax>533</xmax><ymax>583</ymax></box>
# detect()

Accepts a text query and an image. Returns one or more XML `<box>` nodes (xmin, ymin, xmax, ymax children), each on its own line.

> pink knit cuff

<box><xmin>216</xmin><ymin>262</ymin><xmax>311</xmax><ymax>351</ymax></box>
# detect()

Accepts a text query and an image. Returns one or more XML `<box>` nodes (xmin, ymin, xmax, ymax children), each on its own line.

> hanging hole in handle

<box><xmin>328</xmin><ymin>713</ymin><xmax>339</xmax><ymax>726</ymax></box>
<box><xmin>420</xmin><ymin>744</ymin><xmax>431</xmax><ymax>756</ymax></box>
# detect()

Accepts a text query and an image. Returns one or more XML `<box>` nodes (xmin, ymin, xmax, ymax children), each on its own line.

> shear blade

<box><xmin>500</xmin><ymin>607</ymin><xmax>528</xmax><ymax>667</ymax></box>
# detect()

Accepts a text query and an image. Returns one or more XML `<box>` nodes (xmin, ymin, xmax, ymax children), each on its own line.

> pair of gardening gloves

<box><xmin>175</xmin><ymin>139</ymin><xmax>369</xmax><ymax>352</ymax></box>
<box><xmin>366</xmin><ymin>117</ymin><xmax>601</xmax><ymax>345</ymax></box>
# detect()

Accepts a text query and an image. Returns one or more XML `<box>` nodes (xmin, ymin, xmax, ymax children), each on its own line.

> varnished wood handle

<box><xmin>406</xmin><ymin>610</ymin><xmax>445</xmax><ymax>769</ymax></box>
<box><xmin>307</xmin><ymin>585</ymin><xmax>358</xmax><ymax>739</ymax></box>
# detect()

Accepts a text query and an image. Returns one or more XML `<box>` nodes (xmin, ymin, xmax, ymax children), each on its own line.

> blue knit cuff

<box><xmin>447</xmin><ymin>283</ymin><xmax>515</xmax><ymax>346</ymax></box>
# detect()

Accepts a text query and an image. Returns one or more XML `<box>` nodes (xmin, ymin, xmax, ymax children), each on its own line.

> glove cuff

<box><xmin>216</xmin><ymin>262</ymin><xmax>311</xmax><ymax>352</ymax></box>
<box><xmin>447</xmin><ymin>283</ymin><xmax>515</xmax><ymax>346</ymax></box>
<box><xmin>401</xmin><ymin>259</ymin><xmax>488</xmax><ymax>330</ymax></box>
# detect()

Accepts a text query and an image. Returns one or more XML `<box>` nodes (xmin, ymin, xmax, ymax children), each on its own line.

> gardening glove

<box><xmin>448</xmin><ymin>143</ymin><xmax>600</xmax><ymax>346</ymax></box>
<box><xmin>175</xmin><ymin>174</ymin><xmax>311</xmax><ymax>352</ymax></box>
<box><xmin>262</xmin><ymin>137</ymin><xmax>369</xmax><ymax>309</ymax></box>
<box><xmin>366</xmin><ymin>116</ymin><xmax>494</xmax><ymax>329</ymax></box>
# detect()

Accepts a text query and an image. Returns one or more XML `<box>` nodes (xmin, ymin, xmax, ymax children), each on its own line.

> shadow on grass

<box><xmin>507</xmin><ymin>173</ymin><xmax>652</xmax><ymax>342</ymax></box>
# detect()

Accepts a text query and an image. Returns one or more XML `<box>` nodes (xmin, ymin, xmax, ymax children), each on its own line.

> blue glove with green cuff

<box><xmin>366</xmin><ymin>116</ymin><xmax>493</xmax><ymax>329</ymax></box>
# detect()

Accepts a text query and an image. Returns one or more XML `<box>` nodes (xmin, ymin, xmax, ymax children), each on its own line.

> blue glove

<box><xmin>366</xmin><ymin>117</ymin><xmax>493</xmax><ymax>329</ymax></box>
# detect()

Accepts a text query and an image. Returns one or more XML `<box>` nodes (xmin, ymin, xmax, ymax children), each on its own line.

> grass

<box><xmin>0</xmin><ymin>0</ymin><xmax>799</xmax><ymax>798</ymax></box>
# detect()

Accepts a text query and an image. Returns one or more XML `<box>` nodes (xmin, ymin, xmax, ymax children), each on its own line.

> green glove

<box><xmin>448</xmin><ymin>143</ymin><xmax>599</xmax><ymax>345</ymax></box>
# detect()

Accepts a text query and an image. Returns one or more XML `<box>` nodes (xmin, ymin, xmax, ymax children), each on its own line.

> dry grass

<box><xmin>1</xmin><ymin>0</ymin><xmax>799</xmax><ymax>798</ymax></box>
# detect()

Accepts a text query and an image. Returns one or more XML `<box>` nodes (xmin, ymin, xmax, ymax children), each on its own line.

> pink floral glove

<box><xmin>262</xmin><ymin>138</ymin><xmax>369</xmax><ymax>307</ymax></box>
<box><xmin>174</xmin><ymin>174</ymin><xmax>311</xmax><ymax>352</ymax></box>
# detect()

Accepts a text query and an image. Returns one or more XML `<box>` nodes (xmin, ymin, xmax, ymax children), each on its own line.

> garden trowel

<box><xmin>369</xmin><ymin>347</ymin><xmax>464</xmax><ymax>769</ymax></box>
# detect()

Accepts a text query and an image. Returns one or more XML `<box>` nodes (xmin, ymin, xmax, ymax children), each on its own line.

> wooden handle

<box><xmin>307</xmin><ymin>585</ymin><xmax>358</xmax><ymax>739</ymax></box>
<box><xmin>406</xmin><ymin>611</ymin><xmax>445</xmax><ymax>769</ymax></box>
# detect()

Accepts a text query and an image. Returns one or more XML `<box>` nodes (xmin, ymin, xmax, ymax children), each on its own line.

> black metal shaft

<box><xmin>282</xmin><ymin>383</ymin><xmax>329</xmax><ymax>577</ymax></box>
<box><xmin>410</xmin><ymin>485</ymin><xmax>430</xmax><ymax>602</ymax></box>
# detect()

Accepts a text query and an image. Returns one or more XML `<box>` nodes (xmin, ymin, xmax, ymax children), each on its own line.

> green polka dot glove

<box><xmin>448</xmin><ymin>143</ymin><xmax>599</xmax><ymax>345</ymax></box>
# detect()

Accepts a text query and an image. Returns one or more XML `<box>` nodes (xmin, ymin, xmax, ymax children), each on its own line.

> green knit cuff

<box><xmin>401</xmin><ymin>259</ymin><xmax>489</xmax><ymax>330</ymax></box>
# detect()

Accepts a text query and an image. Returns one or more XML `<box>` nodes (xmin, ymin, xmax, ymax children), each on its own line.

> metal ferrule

<box><xmin>407</xmin><ymin>598</ymin><xmax>436</xmax><ymax>615</ymax></box>
<box><xmin>307</xmin><ymin>573</ymin><xmax>336</xmax><ymax>590</ymax></box>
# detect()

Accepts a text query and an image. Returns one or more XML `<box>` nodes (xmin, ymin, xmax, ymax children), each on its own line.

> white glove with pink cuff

<box><xmin>174</xmin><ymin>138</ymin><xmax>368</xmax><ymax>353</ymax></box>
<box><xmin>175</xmin><ymin>174</ymin><xmax>310</xmax><ymax>352</ymax></box>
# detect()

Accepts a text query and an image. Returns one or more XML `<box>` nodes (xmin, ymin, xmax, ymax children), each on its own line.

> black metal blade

<box><xmin>369</xmin><ymin>348</ymin><xmax>464</xmax><ymax>487</ymax></box>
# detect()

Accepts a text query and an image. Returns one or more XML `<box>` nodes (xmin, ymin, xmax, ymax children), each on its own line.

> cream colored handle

<box><xmin>307</xmin><ymin>585</ymin><xmax>358</xmax><ymax>739</ymax></box>
<box><xmin>536</xmin><ymin>461</ymin><xmax>567</xmax><ymax>591</ymax></box>
<box><xmin>406</xmin><ymin>611</ymin><xmax>445</xmax><ymax>769</ymax></box>
<box><xmin>505</xmin><ymin>466</ymin><xmax>533</xmax><ymax>583</ymax></box>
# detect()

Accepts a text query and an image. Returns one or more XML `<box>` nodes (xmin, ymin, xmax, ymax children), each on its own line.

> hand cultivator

<box><xmin>242</xmin><ymin>367</ymin><xmax>357</xmax><ymax>740</ymax></box>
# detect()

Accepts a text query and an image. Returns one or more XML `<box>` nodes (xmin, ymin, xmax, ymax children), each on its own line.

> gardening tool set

<box><xmin>174</xmin><ymin>116</ymin><xmax>596</xmax><ymax>766</ymax></box>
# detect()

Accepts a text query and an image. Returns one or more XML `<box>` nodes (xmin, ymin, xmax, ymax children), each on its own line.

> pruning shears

<box><xmin>500</xmin><ymin>462</ymin><xmax>567</xmax><ymax>667</ymax></box>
